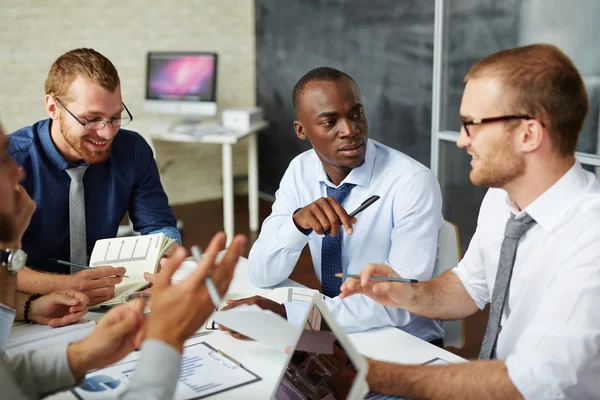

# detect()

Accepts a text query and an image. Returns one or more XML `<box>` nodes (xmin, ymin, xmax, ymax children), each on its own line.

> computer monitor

<box><xmin>144</xmin><ymin>51</ymin><xmax>218</xmax><ymax>121</ymax></box>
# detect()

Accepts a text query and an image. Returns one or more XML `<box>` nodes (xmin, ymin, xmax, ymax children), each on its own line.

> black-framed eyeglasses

<box><xmin>461</xmin><ymin>115</ymin><xmax>537</xmax><ymax>137</ymax></box>
<box><xmin>55</xmin><ymin>97</ymin><xmax>133</xmax><ymax>130</ymax></box>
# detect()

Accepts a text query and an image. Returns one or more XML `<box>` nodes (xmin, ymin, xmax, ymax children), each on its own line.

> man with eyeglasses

<box><xmin>7</xmin><ymin>48</ymin><xmax>180</xmax><ymax>305</ymax></box>
<box><xmin>341</xmin><ymin>44</ymin><xmax>600</xmax><ymax>399</ymax></box>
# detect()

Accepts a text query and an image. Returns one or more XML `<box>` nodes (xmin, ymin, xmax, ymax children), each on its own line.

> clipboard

<box><xmin>71</xmin><ymin>341</ymin><xmax>261</xmax><ymax>400</ymax></box>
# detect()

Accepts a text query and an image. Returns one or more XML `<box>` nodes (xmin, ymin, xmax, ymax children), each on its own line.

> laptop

<box><xmin>271</xmin><ymin>294</ymin><xmax>369</xmax><ymax>400</ymax></box>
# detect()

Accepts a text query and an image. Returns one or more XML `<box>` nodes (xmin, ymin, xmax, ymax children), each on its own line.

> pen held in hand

<box><xmin>50</xmin><ymin>258</ymin><xmax>129</xmax><ymax>278</ymax></box>
<box><xmin>335</xmin><ymin>272</ymin><xmax>418</xmax><ymax>284</ymax></box>
<box><xmin>321</xmin><ymin>195</ymin><xmax>380</xmax><ymax>237</ymax></box>
<box><xmin>191</xmin><ymin>245</ymin><xmax>222</xmax><ymax>308</ymax></box>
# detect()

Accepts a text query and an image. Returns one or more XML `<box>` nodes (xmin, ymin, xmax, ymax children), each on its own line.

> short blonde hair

<box><xmin>465</xmin><ymin>44</ymin><xmax>588</xmax><ymax>157</ymax></box>
<box><xmin>45</xmin><ymin>48</ymin><xmax>120</xmax><ymax>101</ymax></box>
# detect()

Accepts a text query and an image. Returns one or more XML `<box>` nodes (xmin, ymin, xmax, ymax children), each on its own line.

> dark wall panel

<box><xmin>256</xmin><ymin>0</ymin><xmax>435</xmax><ymax>195</ymax></box>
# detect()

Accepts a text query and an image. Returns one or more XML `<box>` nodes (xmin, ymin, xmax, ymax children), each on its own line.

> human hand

<box><xmin>293</xmin><ymin>197</ymin><xmax>357</xmax><ymax>236</ymax></box>
<box><xmin>145</xmin><ymin>232</ymin><xmax>247</xmax><ymax>353</ymax></box>
<box><xmin>68</xmin><ymin>266</ymin><xmax>126</xmax><ymax>305</ymax></box>
<box><xmin>339</xmin><ymin>263</ymin><xmax>411</xmax><ymax>308</ymax></box>
<box><xmin>142</xmin><ymin>256</ymin><xmax>171</xmax><ymax>285</ymax></box>
<box><xmin>28</xmin><ymin>289</ymin><xmax>89</xmax><ymax>327</ymax></box>
<box><xmin>7</xmin><ymin>184</ymin><xmax>36</xmax><ymax>248</ymax></box>
<box><xmin>218</xmin><ymin>295</ymin><xmax>287</xmax><ymax>339</ymax></box>
<box><xmin>67</xmin><ymin>299</ymin><xmax>145</xmax><ymax>378</ymax></box>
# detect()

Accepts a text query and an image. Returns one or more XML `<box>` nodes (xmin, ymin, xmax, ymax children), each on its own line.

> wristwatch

<box><xmin>0</xmin><ymin>248</ymin><xmax>27</xmax><ymax>274</ymax></box>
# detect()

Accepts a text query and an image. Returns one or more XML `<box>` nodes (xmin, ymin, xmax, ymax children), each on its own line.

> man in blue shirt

<box><xmin>221</xmin><ymin>67</ymin><xmax>444</xmax><ymax>343</ymax></box>
<box><xmin>8</xmin><ymin>48</ymin><xmax>180</xmax><ymax>305</ymax></box>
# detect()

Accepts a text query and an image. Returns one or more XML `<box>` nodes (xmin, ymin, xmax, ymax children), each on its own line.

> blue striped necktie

<box><xmin>321</xmin><ymin>183</ymin><xmax>355</xmax><ymax>297</ymax></box>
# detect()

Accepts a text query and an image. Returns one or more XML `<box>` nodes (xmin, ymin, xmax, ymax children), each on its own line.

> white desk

<box><xmin>145</xmin><ymin>121</ymin><xmax>269</xmax><ymax>246</ymax></box>
<box><xmin>42</xmin><ymin>258</ymin><xmax>464</xmax><ymax>399</ymax></box>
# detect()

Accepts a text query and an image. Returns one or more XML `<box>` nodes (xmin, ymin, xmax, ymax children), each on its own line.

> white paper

<box><xmin>212</xmin><ymin>304</ymin><xmax>300</xmax><ymax>352</ymax></box>
<box><xmin>267</xmin><ymin>287</ymin><xmax>321</xmax><ymax>304</ymax></box>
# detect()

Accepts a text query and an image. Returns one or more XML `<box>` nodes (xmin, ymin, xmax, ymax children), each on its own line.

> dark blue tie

<box><xmin>321</xmin><ymin>183</ymin><xmax>355</xmax><ymax>297</ymax></box>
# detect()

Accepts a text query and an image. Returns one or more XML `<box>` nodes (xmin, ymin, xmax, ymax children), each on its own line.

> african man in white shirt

<box><xmin>220</xmin><ymin>67</ymin><xmax>445</xmax><ymax>345</ymax></box>
<box><xmin>341</xmin><ymin>43</ymin><xmax>600</xmax><ymax>399</ymax></box>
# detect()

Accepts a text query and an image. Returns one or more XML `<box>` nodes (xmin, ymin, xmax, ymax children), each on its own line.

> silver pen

<box><xmin>191</xmin><ymin>245</ymin><xmax>222</xmax><ymax>308</ymax></box>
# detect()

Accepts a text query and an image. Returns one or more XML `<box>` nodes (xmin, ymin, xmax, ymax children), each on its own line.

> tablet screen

<box><xmin>275</xmin><ymin>305</ymin><xmax>358</xmax><ymax>400</ymax></box>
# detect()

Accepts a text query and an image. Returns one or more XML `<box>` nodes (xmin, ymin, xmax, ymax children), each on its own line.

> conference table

<box><xmin>43</xmin><ymin>257</ymin><xmax>464</xmax><ymax>399</ymax></box>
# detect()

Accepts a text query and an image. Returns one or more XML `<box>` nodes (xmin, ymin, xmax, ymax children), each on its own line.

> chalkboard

<box><xmin>255</xmin><ymin>0</ymin><xmax>436</xmax><ymax>195</ymax></box>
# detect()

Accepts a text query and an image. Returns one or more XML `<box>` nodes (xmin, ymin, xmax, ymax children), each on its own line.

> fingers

<box><xmin>49</xmin><ymin>309</ymin><xmax>88</xmax><ymax>328</ymax></box>
<box><xmin>339</xmin><ymin>278</ymin><xmax>364</xmax><ymax>298</ymax></box>
<box><xmin>212</xmin><ymin>235</ymin><xmax>246</xmax><ymax>295</ymax></box>
<box><xmin>183</xmin><ymin>232</ymin><xmax>226</xmax><ymax>291</ymax></box>
<box><xmin>100</xmin><ymin>300</ymin><xmax>145</xmax><ymax>335</ymax></box>
<box><xmin>87</xmin><ymin>289</ymin><xmax>116</xmax><ymax>306</ymax></box>
<box><xmin>328</xmin><ymin>197</ymin><xmax>354</xmax><ymax>235</ymax></box>
<box><xmin>371</xmin><ymin>282</ymin><xmax>393</xmax><ymax>297</ymax></box>
<box><xmin>14</xmin><ymin>184</ymin><xmax>36</xmax><ymax>215</ymax></box>
<box><xmin>134</xmin><ymin>321</ymin><xmax>147</xmax><ymax>349</ymax></box>
<box><xmin>217</xmin><ymin>323</ymin><xmax>250</xmax><ymax>340</ymax></box>
<box><xmin>57</xmin><ymin>289</ymin><xmax>89</xmax><ymax>309</ymax></box>
<box><xmin>79</xmin><ymin>275</ymin><xmax>123</xmax><ymax>291</ymax></box>
<box><xmin>143</xmin><ymin>272</ymin><xmax>157</xmax><ymax>284</ymax></box>
<box><xmin>360</xmin><ymin>263</ymin><xmax>397</xmax><ymax>287</ymax></box>
<box><xmin>222</xmin><ymin>296</ymin><xmax>252</xmax><ymax>310</ymax></box>
<box><xmin>47</xmin><ymin>292</ymin><xmax>79</xmax><ymax>306</ymax></box>
<box><xmin>298</xmin><ymin>197</ymin><xmax>355</xmax><ymax>236</ymax></box>
<box><xmin>154</xmin><ymin>246</ymin><xmax>187</xmax><ymax>289</ymax></box>
<box><xmin>313</xmin><ymin>198</ymin><xmax>339</xmax><ymax>235</ymax></box>
<box><xmin>81</xmin><ymin>266</ymin><xmax>127</xmax><ymax>280</ymax></box>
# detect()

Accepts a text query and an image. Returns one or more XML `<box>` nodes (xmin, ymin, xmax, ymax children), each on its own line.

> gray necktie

<box><xmin>479</xmin><ymin>213</ymin><xmax>536</xmax><ymax>360</ymax></box>
<box><xmin>65</xmin><ymin>165</ymin><xmax>89</xmax><ymax>266</ymax></box>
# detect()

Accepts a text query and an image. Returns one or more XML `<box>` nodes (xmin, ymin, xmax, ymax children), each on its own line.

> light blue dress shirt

<box><xmin>248</xmin><ymin>139</ymin><xmax>444</xmax><ymax>341</ymax></box>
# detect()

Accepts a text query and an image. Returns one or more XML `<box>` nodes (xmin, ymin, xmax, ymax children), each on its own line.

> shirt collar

<box><xmin>38</xmin><ymin>118</ymin><xmax>87</xmax><ymax>170</ymax></box>
<box><xmin>317</xmin><ymin>139</ymin><xmax>377</xmax><ymax>189</ymax></box>
<box><xmin>505</xmin><ymin>161</ymin><xmax>588</xmax><ymax>231</ymax></box>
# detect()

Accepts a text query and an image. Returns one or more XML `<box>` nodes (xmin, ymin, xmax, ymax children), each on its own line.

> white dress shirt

<box><xmin>453</xmin><ymin>161</ymin><xmax>600</xmax><ymax>399</ymax></box>
<box><xmin>249</xmin><ymin>139</ymin><xmax>444</xmax><ymax>340</ymax></box>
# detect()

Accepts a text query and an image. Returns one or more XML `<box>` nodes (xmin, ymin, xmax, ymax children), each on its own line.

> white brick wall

<box><xmin>0</xmin><ymin>0</ymin><xmax>256</xmax><ymax>204</ymax></box>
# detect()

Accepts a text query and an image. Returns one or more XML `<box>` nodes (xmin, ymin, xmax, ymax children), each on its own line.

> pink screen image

<box><xmin>147</xmin><ymin>55</ymin><xmax>216</xmax><ymax>100</ymax></box>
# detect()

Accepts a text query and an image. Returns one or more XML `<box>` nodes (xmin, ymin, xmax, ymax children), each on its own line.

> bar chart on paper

<box><xmin>72</xmin><ymin>342</ymin><xmax>261</xmax><ymax>400</ymax></box>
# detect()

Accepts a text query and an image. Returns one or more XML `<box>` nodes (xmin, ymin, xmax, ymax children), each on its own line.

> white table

<box><xmin>43</xmin><ymin>257</ymin><xmax>464</xmax><ymax>399</ymax></box>
<box><xmin>145</xmin><ymin>121</ymin><xmax>269</xmax><ymax>246</ymax></box>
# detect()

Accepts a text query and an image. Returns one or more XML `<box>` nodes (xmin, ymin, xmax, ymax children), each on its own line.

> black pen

<box><xmin>321</xmin><ymin>195</ymin><xmax>380</xmax><ymax>237</ymax></box>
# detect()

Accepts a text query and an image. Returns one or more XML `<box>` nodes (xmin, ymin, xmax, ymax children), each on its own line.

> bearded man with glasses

<box><xmin>7</xmin><ymin>48</ymin><xmax>181</xmax><ymax>305</ymax></box>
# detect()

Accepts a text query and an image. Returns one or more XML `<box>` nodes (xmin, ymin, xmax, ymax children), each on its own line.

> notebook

<box><xmin>88</xmin><ymin>233</ymin><xmax>176</xmax><ymax>308</ymax></box>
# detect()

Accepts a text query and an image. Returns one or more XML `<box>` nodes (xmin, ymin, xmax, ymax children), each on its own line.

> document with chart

<box><xmin>88</xmin><ymin>233</ymin><xmax>176</xmax><ymax>308</ymax></box>
<box><xmin>71</xmin><ymin>342</ymin><xmax>260</xmax><ymax>399</ymax></box>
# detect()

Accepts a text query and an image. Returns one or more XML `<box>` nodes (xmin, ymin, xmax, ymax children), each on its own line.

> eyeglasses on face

<box><xmin>461</xmin><ymin>115</ymin><xmax>537</xmax><ymax>137</ymax></box>
<box><xmin>55</xmin><ymin>97</ymin><xmax>133</xmax><ymax>130</ymax></box>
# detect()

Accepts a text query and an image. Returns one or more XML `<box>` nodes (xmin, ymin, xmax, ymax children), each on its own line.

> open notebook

<box><xmin>89</xmin><ymin>233</ymin><xmax>176</xmax><ymax>308</ymax></box>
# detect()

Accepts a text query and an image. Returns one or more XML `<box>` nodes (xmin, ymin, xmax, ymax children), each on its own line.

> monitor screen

<box><xmin>146</xmin><ymin>52</ymin><xmax>217</xmax><ymax>103</ymax></box>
